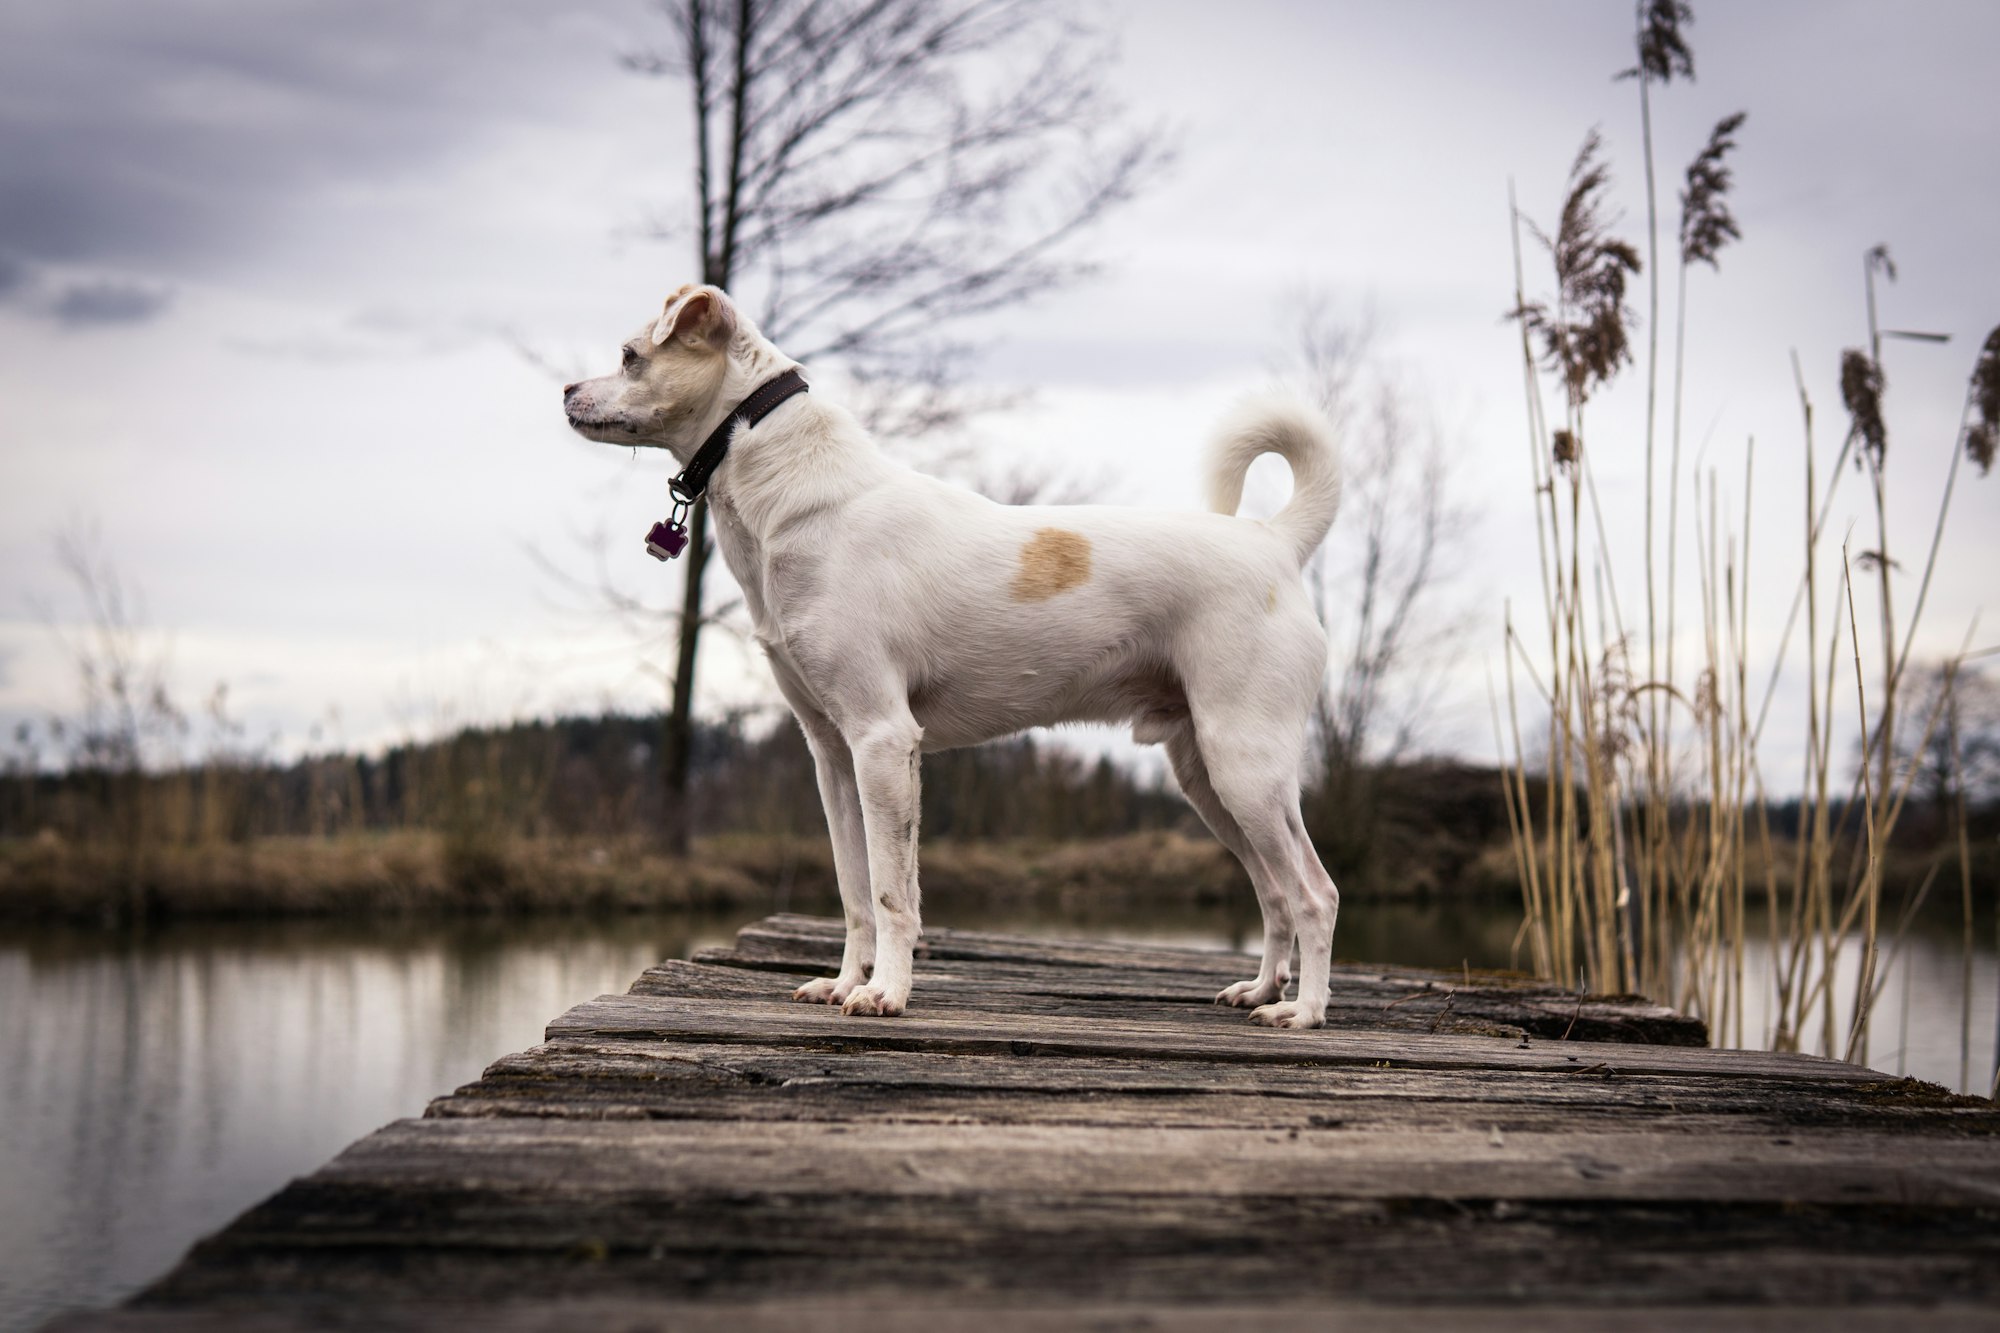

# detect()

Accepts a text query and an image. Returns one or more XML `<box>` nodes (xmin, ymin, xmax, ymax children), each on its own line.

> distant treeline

<box><xmin>1</xmin><ymin>710</ymin><xmax>1519</xmax><ymax>892</ymax></box>
<box><xmin>0</xmin><ymin>714</ymin><xmax>1183</xmax><ymax>843</ymax></box>
<box><xmin>4</xmin><ymin>709</ymin><xmax>1983</xmax><ymax>917</ymax></box>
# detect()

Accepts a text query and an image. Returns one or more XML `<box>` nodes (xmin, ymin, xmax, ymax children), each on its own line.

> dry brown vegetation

<box><xmin>1496</xmin><ymin>1</ymin><xmax>1998</xmax><ymax>1082</ymax></box>
<box><xmin>0</xmin><ymin>827</ymin><xmax>1252</xmax><ymax>926</ymax></box>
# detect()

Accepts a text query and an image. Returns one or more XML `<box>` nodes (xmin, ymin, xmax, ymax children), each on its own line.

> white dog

<box><xmin>565</xmin><ymin>284</ymin><xmax>1343</xmax><ymax>1027</ymax></box>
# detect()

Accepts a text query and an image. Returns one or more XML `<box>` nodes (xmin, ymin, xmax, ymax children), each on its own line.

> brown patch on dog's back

<box><xmin>1010</xmin><ymin>528</ymin><xmax>1092</xmax><ymax>601</ymax></box>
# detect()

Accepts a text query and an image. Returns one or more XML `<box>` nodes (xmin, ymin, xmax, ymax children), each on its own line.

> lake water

<box><xmin>2</xmin><ymin>896</ymin><xmax>1992</xmax><ymax>1333</ymax></box>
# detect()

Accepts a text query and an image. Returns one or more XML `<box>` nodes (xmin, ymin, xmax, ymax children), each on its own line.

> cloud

<box><xmin>0</xmin><ymin>1</ymin><xmax>635</xmax><ymax>278</ymax></box>
<box><xmin>48</xmin><ymin>277</ymin><xmax>172</xmax><ymax>326</ymax></box>
<box><xmin>221</xmin><ymin>304</ymin><xmax>487</xmax><ymax>361</ymax></box>
<box><xmin>0</xmin><ymin>252</ymin><xmax>174</xmax><ymax>326</ymax></box>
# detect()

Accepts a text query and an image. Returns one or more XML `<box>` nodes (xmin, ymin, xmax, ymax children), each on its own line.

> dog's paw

<box><xmin>1249</xmin><ymin>1000</ymin><xmax>1325</xmax><ymax>1030</ymax></box>
<box><xmin>791</xmin><ymin>977</ymin><xmax>841</xmax><ymax>1004</ymax></box>
<box><xmin>840</xmin><ymin>984</ymin><xmax>905</xmax><ymax>1018</ymax></box>
<box><xmin>1215</xmin><ymin>977</ymin><xmax>1285</xmax><ymax>1008</ymax></box>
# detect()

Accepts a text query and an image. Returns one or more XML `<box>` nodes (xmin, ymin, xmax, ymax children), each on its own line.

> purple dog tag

<box><xmin>644</xmin><ymin>520</ymin><xmax>690</xmax><ymax>561</ymax></box>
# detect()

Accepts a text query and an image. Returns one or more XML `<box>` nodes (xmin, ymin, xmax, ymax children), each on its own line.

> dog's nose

<box><xmin>562</xmin><ymin>382</ymin><xmax>579</xmax><ymax>398</ymax></box>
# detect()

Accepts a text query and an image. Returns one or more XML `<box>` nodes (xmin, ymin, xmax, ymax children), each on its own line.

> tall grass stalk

<box><xmin>1500</xmin><ymin>120</ymin><xmax>1994</xmax><ymax>1075</ymax></box>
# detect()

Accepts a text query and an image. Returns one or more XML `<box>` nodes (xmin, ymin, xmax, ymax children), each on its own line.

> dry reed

<box><xmin>1497</xmin><ymin>9</ymin><xmax>1994</xmax><ymax>1085</ymax></box>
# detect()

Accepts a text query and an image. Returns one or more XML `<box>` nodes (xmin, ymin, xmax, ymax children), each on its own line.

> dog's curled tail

<box><xmin>1204</xmin><ymin>392</ymin><xmax>1342</xmax><ymax>566</ymax></box>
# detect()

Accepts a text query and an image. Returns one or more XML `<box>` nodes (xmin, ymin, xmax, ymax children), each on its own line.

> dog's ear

<box><xmin>650</xmin><ymin>285</ymin><xmax>738</xmax><ymax>350</ymax></box>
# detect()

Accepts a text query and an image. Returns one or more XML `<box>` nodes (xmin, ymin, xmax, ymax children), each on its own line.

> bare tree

<box><xmin>1288</xmin><ymin>298</ymin><xmax>1470</xmax><ymax>775</ymax></box>
<box><xmin>1889</xmin><ymin>663</ymin><xmax>2000</xmax><ymax>821</ymax></box>
<box><xmin>1280</xmin><ymin>297</ymin><xmax>1472</xmax><ymax>878</ymax></box>
<box><xmin>618</xmin><ymin>0</ymin><xmax>1167</xmax><ymax>852</ymax></box>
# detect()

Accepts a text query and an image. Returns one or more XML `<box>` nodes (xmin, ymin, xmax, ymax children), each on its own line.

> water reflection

<box><xmin>0</xmin><ymin>899</ymin><xmax>1991</xmax><ymax>1332</ymax></box>
<box><xmin>0</xmin><ymin>913</ymin><xmax>738</xmax><ymax>1333</ymax></box>
<box><xmin>1728</xmin><ymin>929</ymin><xmax>1999</xmax><ymax>1094</ymax></box>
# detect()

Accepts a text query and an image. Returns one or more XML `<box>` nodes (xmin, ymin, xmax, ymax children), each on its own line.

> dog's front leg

<box><xmin>839</xmin><ymin>712</ymin><xmax>924</xmax><ymax>1017</ymax></box>
<box><xmin>788</xmin><ymin>714</ymin><xmax>876</xmax><ymax>1006</ymax></box>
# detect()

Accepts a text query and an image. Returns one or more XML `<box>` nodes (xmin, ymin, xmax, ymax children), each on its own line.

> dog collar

<box><xmin>645</xmin><ymin>368</ymin><xmax>809</xmax><ymax>561</ymax></box>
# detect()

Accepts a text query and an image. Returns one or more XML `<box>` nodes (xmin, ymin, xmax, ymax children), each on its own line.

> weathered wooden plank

<box><xmin>137</xmin><ymin>1196</ymin><xmax>2000</xmax><ymax>1311</ymax></box>
<box><xmin>697</xmin><ymin>916</ymin><xmax>1707</xmax><ymax>1044</ymax></box>
<box><xmin>132</xmin><ymin>1144</ymin><xmax>2000</xmax><ymax>1309</ymax></box>
<box><xmin>634</xmin><ymin>956</ymin><xmax>1698</xmax><ymax>1044</ymax></box>
<box><xmin>426</xmin><ymin>1035</ymin><xmax>2000</xmax><ymax>1136</ymax></box>
<box><xmin>738</xmin><ymin>913</ymin><xmax>1566</xmax><ymax>989</ymax></box>
<box><xmin>49</xmin><ymin>1301</ymin><xmax>2000</xmax><ymax>1332</ymax></box>
<box><xmin>630</xmin><ymin>958</ymin><xmax>1542</xmax><ymax>1039</ymax></box>
<box><xmin>547</xmin><ymin>991</ymin><xmax>1871</xmax><ymax>1083</ymax></box>
<box><xmin>282</xmin><ymin>1117</ymin><xmax>2000</xmax><ymax>1206</ymax></box>
<box><xmin>734</xmin><ymin>912</ymin><xmax>1676</xmax><ymax>1003</ymax></box>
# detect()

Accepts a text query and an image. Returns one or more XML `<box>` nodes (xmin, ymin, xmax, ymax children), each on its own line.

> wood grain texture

<box><xmin>704</xmin><ymin>913</ymin><xmax>1707</xmax><ymax>1043</ymax></box>
<box><xmin>292</xmin><ymin>1117</ymin><xmax>2000</xmax><ymax>1205</ymax></box>
<box><xmin>633</xmin><ymin>955</ymin><xmax>1701</xmax><ymax>1043</ymax></box>
<box><xmin>427</xmin><ymin>1035</ymin><xmax>2000</xmax><ymax>1136</ymax></box>
<box><xmin>47</xmin><ymin>1302</ymin><xmax>2000</xmax><ymax>1333</ymax></box>
<box><xmin>546</xmin><ymin>992</ymin><xmax>1866</xmax><ymax>1082</ymax></box>
<box><xmin>57</xmin><ymin>913</ymin><xmax>2000</xmax><ymax>1331</ymax></box>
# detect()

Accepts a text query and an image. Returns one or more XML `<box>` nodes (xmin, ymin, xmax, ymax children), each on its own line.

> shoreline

<box><xmin>4</xmin><ymin>824</ymin><xmax>1965</xmax><ymax>930</ymax></box>
<box><xmin>0</xmin><ymin>828</ymin><xmax>1337</xmax><ymax>926</ymax></box>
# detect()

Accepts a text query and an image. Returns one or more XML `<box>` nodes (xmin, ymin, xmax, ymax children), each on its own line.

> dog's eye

<box><xmin>621</xmin><ymin>347</ymin><xmax>639</xmax><ymax>372</ymax></box>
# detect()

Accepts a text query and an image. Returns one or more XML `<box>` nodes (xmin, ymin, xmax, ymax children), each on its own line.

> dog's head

<box><xmin>563</xmin><ymin>284</ymin><xmax>747</xmax><ymax>454</ymax></box>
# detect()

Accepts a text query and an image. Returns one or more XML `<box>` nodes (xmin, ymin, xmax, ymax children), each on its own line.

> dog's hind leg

<box><xmin>1252</xmin><ymin>803</ymin><xmax>1340</xmax><ymax>1029</ymax></box>
<box><xmin>838</xmin><ymin>708</ymin><xmax>925</xmax><ymax>1018</ymax></box>
<box><xmin>1190</xmin><ymin>696</ymin><xmax>1339</xmax><ymax>1029</ymax></box>
<box><xmin>784</xmin><ymin>705</ymin><xmax>876</xmax><ymax>1006</ymax></box>
<box><xmin>1162</xmin><ymin>723</ymin><xmax>1293</xmax><ymax>1007</ymax></box>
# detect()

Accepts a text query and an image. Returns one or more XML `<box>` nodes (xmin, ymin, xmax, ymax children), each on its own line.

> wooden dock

<box><xmin>51</xmin><ymin>913</ymin><xmax>2000</xmax><ymax>1330</ymax></box>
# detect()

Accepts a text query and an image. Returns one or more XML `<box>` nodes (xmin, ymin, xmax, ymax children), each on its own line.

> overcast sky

<box><xmin>1</xmin><ymin>0</ymin><xmax>1994</xmax><ymax>777</ymax></box>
